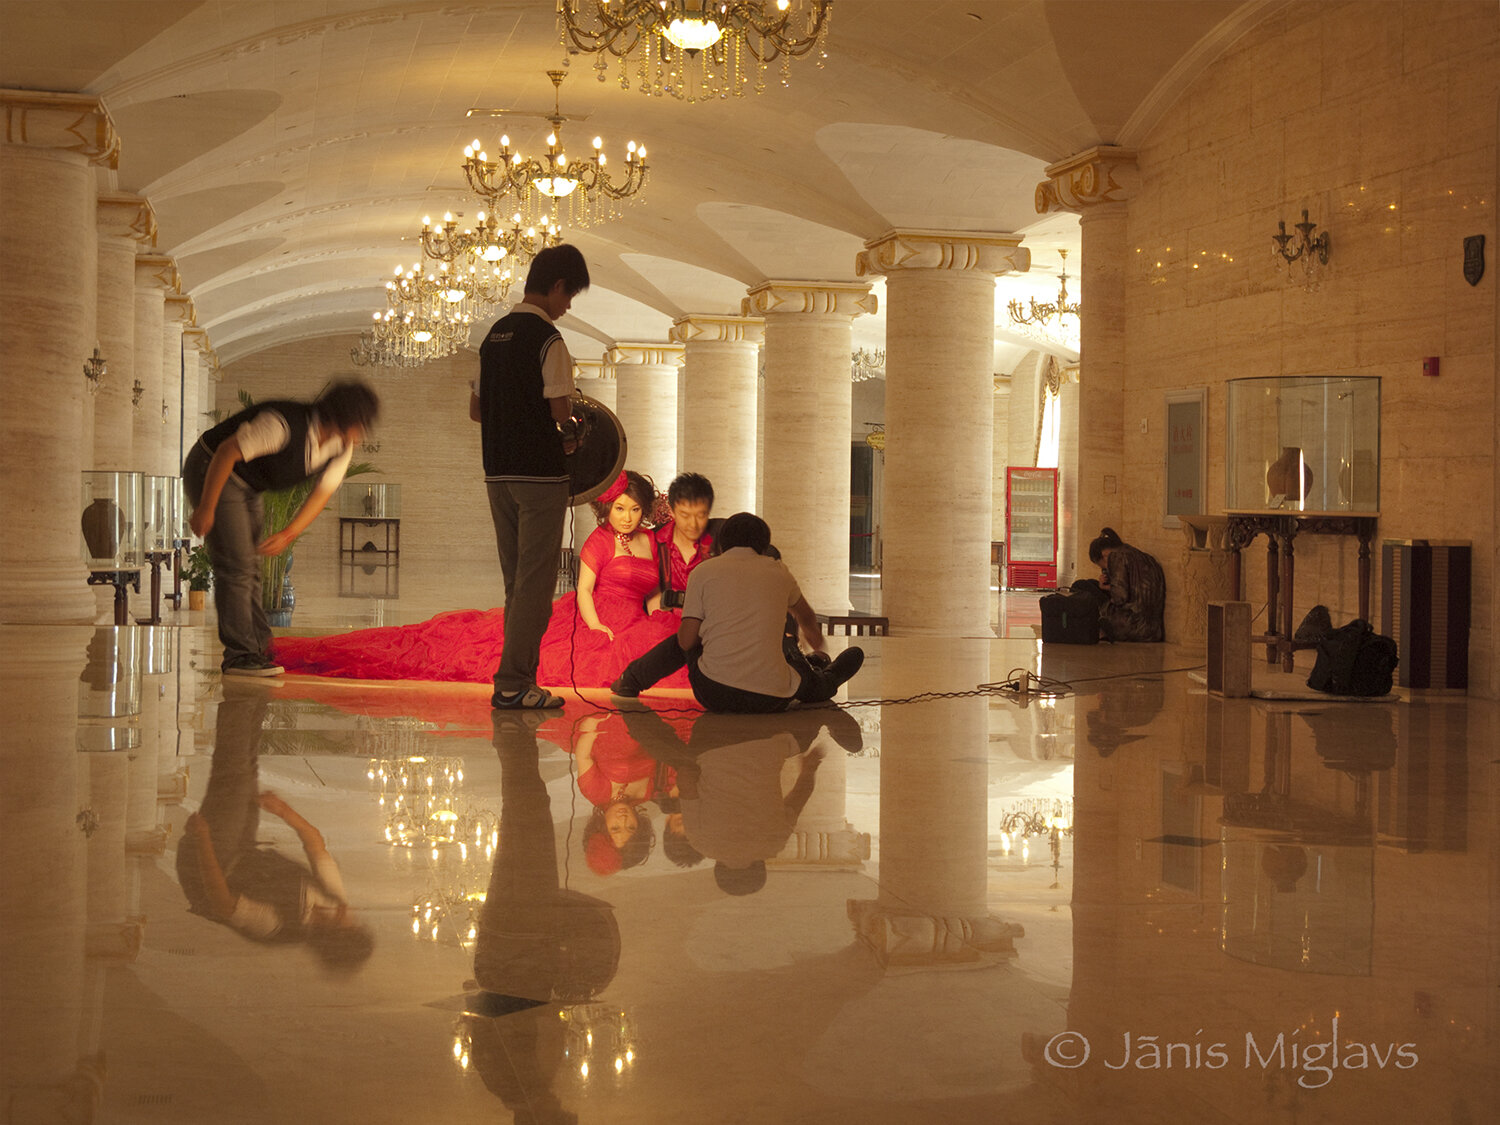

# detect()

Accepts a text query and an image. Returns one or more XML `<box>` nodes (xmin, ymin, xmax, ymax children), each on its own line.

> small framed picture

<box><xmin>1163</xmin><ymin>387</ymin><xmax>1207</xmax><ymax>528</ymax></box>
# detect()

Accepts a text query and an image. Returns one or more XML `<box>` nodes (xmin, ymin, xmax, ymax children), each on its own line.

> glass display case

<box><xmin>340</xmin><ymin>482</ymin><xmax>402</xmax><ymax>519</ymax></box>
<box><xmin>81</xmin><ymin>470</ymin><xmax>144</xmax><ymax>570</ymax></box>
<box><xmin>140</xmin><ymin>475</ymin><xmax>182</xmax><ymax>553</ymax></box>
<box><xmin>77</xmin><ymin>626</ymin><xmax>142</xmax><ymax>719</ymax></box>
<box><xmin>1225</xmin><ymin>375</ymin><xmax>1380</xmax><ymax>512</ymax></box>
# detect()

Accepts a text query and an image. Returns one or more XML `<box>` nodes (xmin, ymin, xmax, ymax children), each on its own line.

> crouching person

<box><xmin>678</xmin><ymin>513</ymin><xmax>863</xmax><ymax>714</ymax></box>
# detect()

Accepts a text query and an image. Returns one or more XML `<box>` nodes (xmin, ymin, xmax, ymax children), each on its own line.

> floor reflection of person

<box><xmin>546</xmin><ymin>712</ymin><xmax>673</xmax><ymax>875</ymax></box>
<box><xmin>466</xmin><ymin>713</ymin><xmax>621</xmax><ymax>1124</ymax></box>
<box><xmin>175</xmin><ymin>682</ymin><xmax>374</xmax><ymax>969</ymax></box>
<box><xmin>622</xmin><ymin>709</ymin><xmax>860</xmax><ymax>893</ymax></box>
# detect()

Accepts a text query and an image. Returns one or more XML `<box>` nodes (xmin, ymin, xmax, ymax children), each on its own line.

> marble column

<box><xmin>131</xmin><ymin>254</ymin><xmax>177</xmax><ymax>475</ymax></box>
<box><xmin>606</xmin><ymin>342</ymin><xmax>682</xmax><ymax>492</ymax></box>
<box><xmin>856</xmin><ymin>231</ymin><xmax>1028</xmax><ymax>634</ymax></box>
<box><xmin>181</xmin><ymin>328</ymin><xmax>206</xmax><ymax>464</ymax></box>
<box><xmin>742</xmin><ymin>282</ymin><xmax>875</xmax><ymax>616</ymax></box>
<box><xmin>162</xmin><ymin>295</ymin><xmax>194</xmax><ymax>477</ymax></box>
<box><xmin>94</xmin><ymin>193</ymin><xmax>156</xmax><ymax>472</ymax></box>
<box><xmin>571</xmin><ymin>357</ymin><xmax>616</xmax><ymax>547</ymax></box>
<box><xmin>1034</xmin><ymin>147</ymin><xmax>1138</xmax><ymax>569</ymax></box>
<box><xmin>0</xmin><ymin>91</ymin><xmax>119</xmax><ymax>624</ymax></box>
<box><xmin>670</xmin><ymin>313</ymin><xmax>764</xmax><ymax>516</ymax></box>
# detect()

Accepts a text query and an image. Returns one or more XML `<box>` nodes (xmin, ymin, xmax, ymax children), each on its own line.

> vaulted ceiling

<box><xmin>1</xmin><ymin>0</ymin><xmax>1258</xmax><ymax>366</ymax></box>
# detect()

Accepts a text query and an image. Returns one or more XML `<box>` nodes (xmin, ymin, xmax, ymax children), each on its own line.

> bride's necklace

<box><xmin>615</xmin><ymin>529</ymin><xmax>633</xmax><ymax>550</ymax></box>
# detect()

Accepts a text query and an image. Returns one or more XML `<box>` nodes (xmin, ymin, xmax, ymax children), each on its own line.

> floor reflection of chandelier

<box><xmin>462</xmin><ymin>70</ymin><xmax>647</xmax><ymax>229</ymax></box>
<box><xmin>558</xmin><ymin>0</ymin><xmax>832</xmax><ymax>101</ymax></box>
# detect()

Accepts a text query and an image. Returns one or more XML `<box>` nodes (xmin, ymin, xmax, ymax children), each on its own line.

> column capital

<box><xmin>1035</xmin><ymin>145</ymin><xmax>1138</xmax><ymax>214</ymax></box>
<box><xmin>573</xmin><ymin>357</ymin><xmax>610</xmax><ymax>381</ymax></box>
<box><xmin>96</xmin><ymin>191</ymin><xmax>157</xmax><ymax>245</ymax></box>
<box><xmin>0</xmin><ymin>88</ymin><xmax>119</xmax><ymax>166</ymax></box>
<box><xmin>742</xmin><ymin>280</ymin><xmax>876</xmax><ymax>319</ymax></box>
<box><xmin>856</xmin><ymin>229</ymin><xmax>1029</xmax><ymax>278</ymax></box>
<box><xmin>847</xmin><ymin>899</ymin><xmax>1024</xmax><ymax>969</ymax></box>
<box><xmin>164</xmin><ymin>293</ymin><xmax>196</xmax><ymax>328</ymax></box>
<box><xmin>670</xmin><ymin>313</ymin><xmax>765</xmax><ymax>346</ymax></box>
<box><xmin>134</xmin><ymin>254</ymin><xmax>180</xmax><ymax>294</ymax></box>
<box><xmin>605</xmin><ymin>341</ymin><xmax>685</xmax><ymax>368</ymax></box>
<box><xmin>182</xmin><ymin>327</ymin><xmax>215</xmax><ymax>356</ymax></box>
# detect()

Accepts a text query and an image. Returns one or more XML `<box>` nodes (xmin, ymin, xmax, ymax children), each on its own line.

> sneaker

<box><xmin>609</xmin><ymin>675</ymin><xmax>640</xmax><ymax>698</ymax></box>
<box><xmin>827</xmin><ymin>646</ymin><xmax>865</xmax><ymax>687</ymax></box>
<box><xmin>224</xmin><ymin>654</ymin><xmax>284</xmax><ymax>677</ymax></box>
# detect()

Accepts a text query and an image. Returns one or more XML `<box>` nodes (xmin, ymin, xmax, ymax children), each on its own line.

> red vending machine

<box><xmin>1005</xmin><ymin>466</ymin><xmax>1058</xmax><ymax>589</ymax></box>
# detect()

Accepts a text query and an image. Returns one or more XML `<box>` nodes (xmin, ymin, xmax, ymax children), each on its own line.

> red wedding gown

<box><xmin>272</xmin><ymin>527</ymin><xmax>689</xmax><ymax>689</ymax></box>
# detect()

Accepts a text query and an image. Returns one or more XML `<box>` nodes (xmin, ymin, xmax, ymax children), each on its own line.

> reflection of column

<box><xmin>82</xmin><ymin>754</ymin><xmax>142</xmax><ymax>961</ymax></box>
<box><xmin>607</xmin><ymin>343</ymin><xmax>682</xmax><ymax>490</ymax></box>
<box><xmin>769</xmin><ymin>734</ymin><xmax>870</xmax><ymax>869</ymax></box>
<box><xmin>1034</xmin><ymin>147</ymin><xmax>1138</xmax><ymax>567</ymax></box>
<box><xmin>570</xmin><ymin>357</ymin><xmax>615</xmax><ymax>548</ymax></box>
<box><xmin>0</xmin><ymin>630</ymin><xmax>99</xmax><ymax>1118</ymax></box>
<box><xmin>131</xmin><ymin>254</ymin><xmax>177</xmax><ymax>475</ymax></box>
<box><xmin>670</xmin><ymin>314</ymin><xmax>764</xmax><ymax>515</ymax></box>
<box><xmin>857</xmin><ymin>231</ymin><xmax>1028</xmax><ymax>633</ymax></box>
<box><xmin>743</xmin><ymin>281</ymin><xmax>875</xmax><ymax>615</ymax></box>
<box><xmin>162</xmin><ymin>294</ymin><xmax>194</xmax><ymax>476</ymax></box>
<box><xmin>0</xmin><ymin>91</ymin><xmax>118</xmax><ymax>624</ymax></box>
<box><xmin>94</xmin><ymin>193</ymin><xmax>156</xmax><ymax>471</ymax></box>
<box><xmin>849</xmin><ymin>639</ymin><xmax>1022</xmax><ymax>968</ymax></box>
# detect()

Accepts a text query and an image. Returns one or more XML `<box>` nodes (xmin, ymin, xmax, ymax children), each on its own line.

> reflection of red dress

<box><xmin>273</xmin><ymin>527</ymin><xmax>688</xmax><ymax>688</ymax></box>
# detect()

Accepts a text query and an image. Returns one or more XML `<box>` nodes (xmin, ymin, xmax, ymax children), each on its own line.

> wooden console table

<box><xmin>1225</xmin><ymin>510</ymin><xmax>1379</xmax><ymax>671</ymax></box>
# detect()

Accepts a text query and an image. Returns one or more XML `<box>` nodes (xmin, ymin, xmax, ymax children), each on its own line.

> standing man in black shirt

<box><xmin>470</xmin><ymin>244</ymin><xmax>591</xmax><ymax>709</ymax></box>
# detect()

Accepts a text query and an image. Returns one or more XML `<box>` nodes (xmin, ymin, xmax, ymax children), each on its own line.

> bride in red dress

<box><xmin>273</xmin><ymin>471</ymin><xmax>689</xmax><ymax>689</ymax></box>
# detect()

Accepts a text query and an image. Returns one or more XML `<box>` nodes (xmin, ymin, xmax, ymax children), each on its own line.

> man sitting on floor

<box><xmin>676</xmin><ymin>512</ymin><xmax>863</xmax><ymax>714</ymax></box>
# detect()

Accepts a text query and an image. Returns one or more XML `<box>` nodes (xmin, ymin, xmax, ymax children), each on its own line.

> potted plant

<box><xmin>184</xmin><ymin>544</ymin><xmax>213</xmax><ymax>610</ymax></box>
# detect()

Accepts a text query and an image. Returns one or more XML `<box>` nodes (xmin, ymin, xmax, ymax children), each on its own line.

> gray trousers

<box><xmin>184</xmin><ymin>444</ymin><xmax>272</xmax><ymax>667</ymax></box>
<box><xmin>487</xmin><ymin>479</ymin><xmax>569</xmax><ymax>695</ymax></box>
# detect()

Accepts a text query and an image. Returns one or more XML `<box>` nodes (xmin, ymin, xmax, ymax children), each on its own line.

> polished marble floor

<box><xmin>1</xmin><ymin>572</ymin><xmax>1495</xmax><ymax>1125</ymax></box>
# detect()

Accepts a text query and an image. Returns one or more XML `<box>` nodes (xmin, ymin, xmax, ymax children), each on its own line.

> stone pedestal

<box><xmin>670</xmin><ymin>314</ymin><xmax>764</xmax><ymax>516</ymax></box>
<box><xmin>856</xmin><ymin>230</ymin><xmax>1028</xmax><ymax>634</ymax></box>
<box><xmin>94</xmin><ymin>193</ymin><xmax>156</xmax><ymax>472</ymax></box>
<box><xmin>0</xmin><ymin>91</ymin><xmax>119</xmax><ymax>624</ymax></box>
<box><xmin>607</xmin><ymin>343</ymin><xmax>682</xmax><ymax>493</ymax></box>
<box><xmin>1034</xmin><ymin>147</ymin><xmax>1138</xmax><ymax>571</ymax></box>
<box><xmin>743</xmin><ymin>282</ymin><xmax>875</xmax><ymax>616</ymax></box>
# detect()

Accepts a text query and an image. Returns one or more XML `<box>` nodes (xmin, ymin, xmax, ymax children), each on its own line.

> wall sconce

<box><xmin>82</xmin><ymin>345</ymin><xmax>107</xmax><ymax>394</ymax></box>
<box><xmin>131</xmin><ymin>379</ymin><xmax>144</xmax><ymax>408</ymax></box>
<box><xmin>161</xmin><ymin>399</ymin><xmax>170</xmax><ymax>423</ymax></box>
<box><xmin>1272</xmin><ymin>210</ymin><xmax>1330</xmax><ymax>283</ymax></box>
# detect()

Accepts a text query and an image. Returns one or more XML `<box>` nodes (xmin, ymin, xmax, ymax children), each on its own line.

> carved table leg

<box><xmin>1264</xmin><ymin>538</ymin><xmax>1279</xmax><ymax>664</ymax></box>
<box><xmin>1280</xmin><ymin>531</ymin><xmax>1296</xmax><ymax>672</ymax></box>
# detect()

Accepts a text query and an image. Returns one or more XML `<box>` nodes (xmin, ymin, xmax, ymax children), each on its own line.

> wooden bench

<box><xmin>820</xmin><ymin>613</ymin><xmax>889</xmax><ymax>636</ymax></box>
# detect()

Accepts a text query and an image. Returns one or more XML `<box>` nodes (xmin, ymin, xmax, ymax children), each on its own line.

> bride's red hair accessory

<box><xmin>599</xmin><ymin>471</ymin><xmax>629</xmax><ymax>504</ymax></box>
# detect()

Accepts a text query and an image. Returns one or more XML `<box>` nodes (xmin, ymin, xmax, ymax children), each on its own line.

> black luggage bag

<box><xmin>1040</xmin><ymin>591</ymin><xmax>1100</xmax><ymax>644</ymax></box>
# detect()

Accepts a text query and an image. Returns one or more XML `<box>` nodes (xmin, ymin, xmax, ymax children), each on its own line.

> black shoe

<box><xmin>827</xmin><ymin>647</ymin><xmax>865</xmax><ymax>687</ymax></box>
<box><xmin>491</xmin><ymin>686</ymin><xmax>565</xmax><ymax>710</ymax></box>
<box><xmin>224</xmin><ymin>654</ymin><xmax>284</xmax><ymax>677</ymax></box>
<box><xmin>609</xmin><ymin>675</ymin><xmax>640</xmax><ymax>698</ymax></box>
<box><xmin>805</xmin><ymin>651</ymin><xmax>833</xmax><ymax>671</ymax></box>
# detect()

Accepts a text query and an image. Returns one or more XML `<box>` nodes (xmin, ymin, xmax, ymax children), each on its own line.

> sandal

<box><xmin>491</xmin><ymin>686</ymin><xmax>565</xmax><ymax>710</ymax></box>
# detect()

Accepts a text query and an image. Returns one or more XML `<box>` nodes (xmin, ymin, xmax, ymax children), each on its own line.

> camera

<box><xmin>660</xmin><ymin>588</ymin><xmax>685</xmax><ymax>610</ymax></box>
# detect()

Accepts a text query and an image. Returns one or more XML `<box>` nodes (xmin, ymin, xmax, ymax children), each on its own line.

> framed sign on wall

<box><xmin>1163</xmin><ymin>387</ymin><xmax>1207</xmax><ymax>528</ymax></box>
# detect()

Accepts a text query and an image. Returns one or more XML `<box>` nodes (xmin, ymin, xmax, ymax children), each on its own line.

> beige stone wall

<box><xmin>216</xmin><ymin>337</ymin><xmax>489</xmax><ymax>582</ymax></box>
<box><xmin>1125</xmin><ymin>1</ymin><xmax>1497</xmax><ymax>690</ymax></box>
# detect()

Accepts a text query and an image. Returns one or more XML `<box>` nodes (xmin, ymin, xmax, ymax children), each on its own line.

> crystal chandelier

<box><xmin>850</xmin><ymin>347</ymin><xmax>884</xmax><ymax>382</ymax></box>
<box><xmin>462</xmin><ymin>70</ymin><xmax>647</xmax><ymax>229</ymax></box>
<box><xmin>1008</xmin><ymin>250</ymin><xmax>1081</xmax><ymax>328</ymax></box>
<box><xmin>558</xmin><ymin>0</ymin><xmax>833</xmax><ymax>101</ymax></box>
<box><xmin>420</xmin><ymin>209</ymin><xmax>563</xmax><ymax>266</ymax></box>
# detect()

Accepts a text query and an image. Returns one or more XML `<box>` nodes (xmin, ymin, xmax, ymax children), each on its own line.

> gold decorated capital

<box><xmin>182</xmin><ymin>327</ymin><xmax>215</xmax><ymax>360</ymax></box>
<box><xmin>605</xmin><ymin>342</ymin><xmax>685</xmax><ymax>369</ymax></box>
<box><xmin>1035</xmin><ymin>145</ymin><xmax>1138</xmax><ymax>214</ymax></box>
<box><xmin>573</xmin><ymin>357</ymin><xmax>610</xmax><ymax>381</ymax></box>
<box><xmin>97</xmin><ymin>192</ymin><xmax>157</xmax><ymax>246</ymax></box>
<box><xmin>742</xmin><ymin>281</ymin><xmax>876</xmax><ymax>320</ymax></box>
<box><xmin>848</xmin><ymin>899</ymin><xmax>1024</xmax><ymax>969</ymax></box>
<box><xmin>856</xmin><ymin>229</ymin><xmax>1029</xmax><ymax>279</ymax></box>
<box><xmin>164</xmin><ymin>293</ymin><xmax>196</xmax><ymax>328</ymax></box>
<box><xmin>135</xmin><ymin>254</ymin><xmax>180</xmax><ymax>294</ymax></box>
<box><xmin>1</xmin><ymin>88</ymin><xmax>119</xmax><ymax>167</ymax></box>
<box><xmin>670</xmin><ymin>314</ymin><xmax>765</xmax><ymax>346</ymax></box>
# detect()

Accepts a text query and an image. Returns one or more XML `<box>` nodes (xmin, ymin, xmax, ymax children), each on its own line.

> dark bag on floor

<box><xmin>1306</xmin><ymin>618</ymin><xmax>1398</xmax><ymax>696</ymax></box>
<box><xmin>1041</xmin><ymin>591</ymin><xmax>1100</xmax><ymax>644</ymax></box>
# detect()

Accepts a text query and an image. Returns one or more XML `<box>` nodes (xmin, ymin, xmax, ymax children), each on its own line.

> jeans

<box><xmin>184</xmin><ymin>443</ymin><xmax>271</xmax><ymax>667</ymax></box>
<box><xmin>487</xmin><ymin>479</ymin><xmax>569</xmax><ymax>696</ymax></box>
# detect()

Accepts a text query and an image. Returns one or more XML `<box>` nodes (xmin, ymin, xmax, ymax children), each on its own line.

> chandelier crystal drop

<box><xmin>1008</xmin><ymin>250</ymin><xmax>1082</xmax><ymax>328</ymax></box>
<box><xmin>557</xmin><ymin>0</ymin><xmax>833</xmax><ymax>102</ymax></box>
<box><xmin>462</xmin><ymin>70</ymin><xmax>647</xmax><ymax>229</ymax></box>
